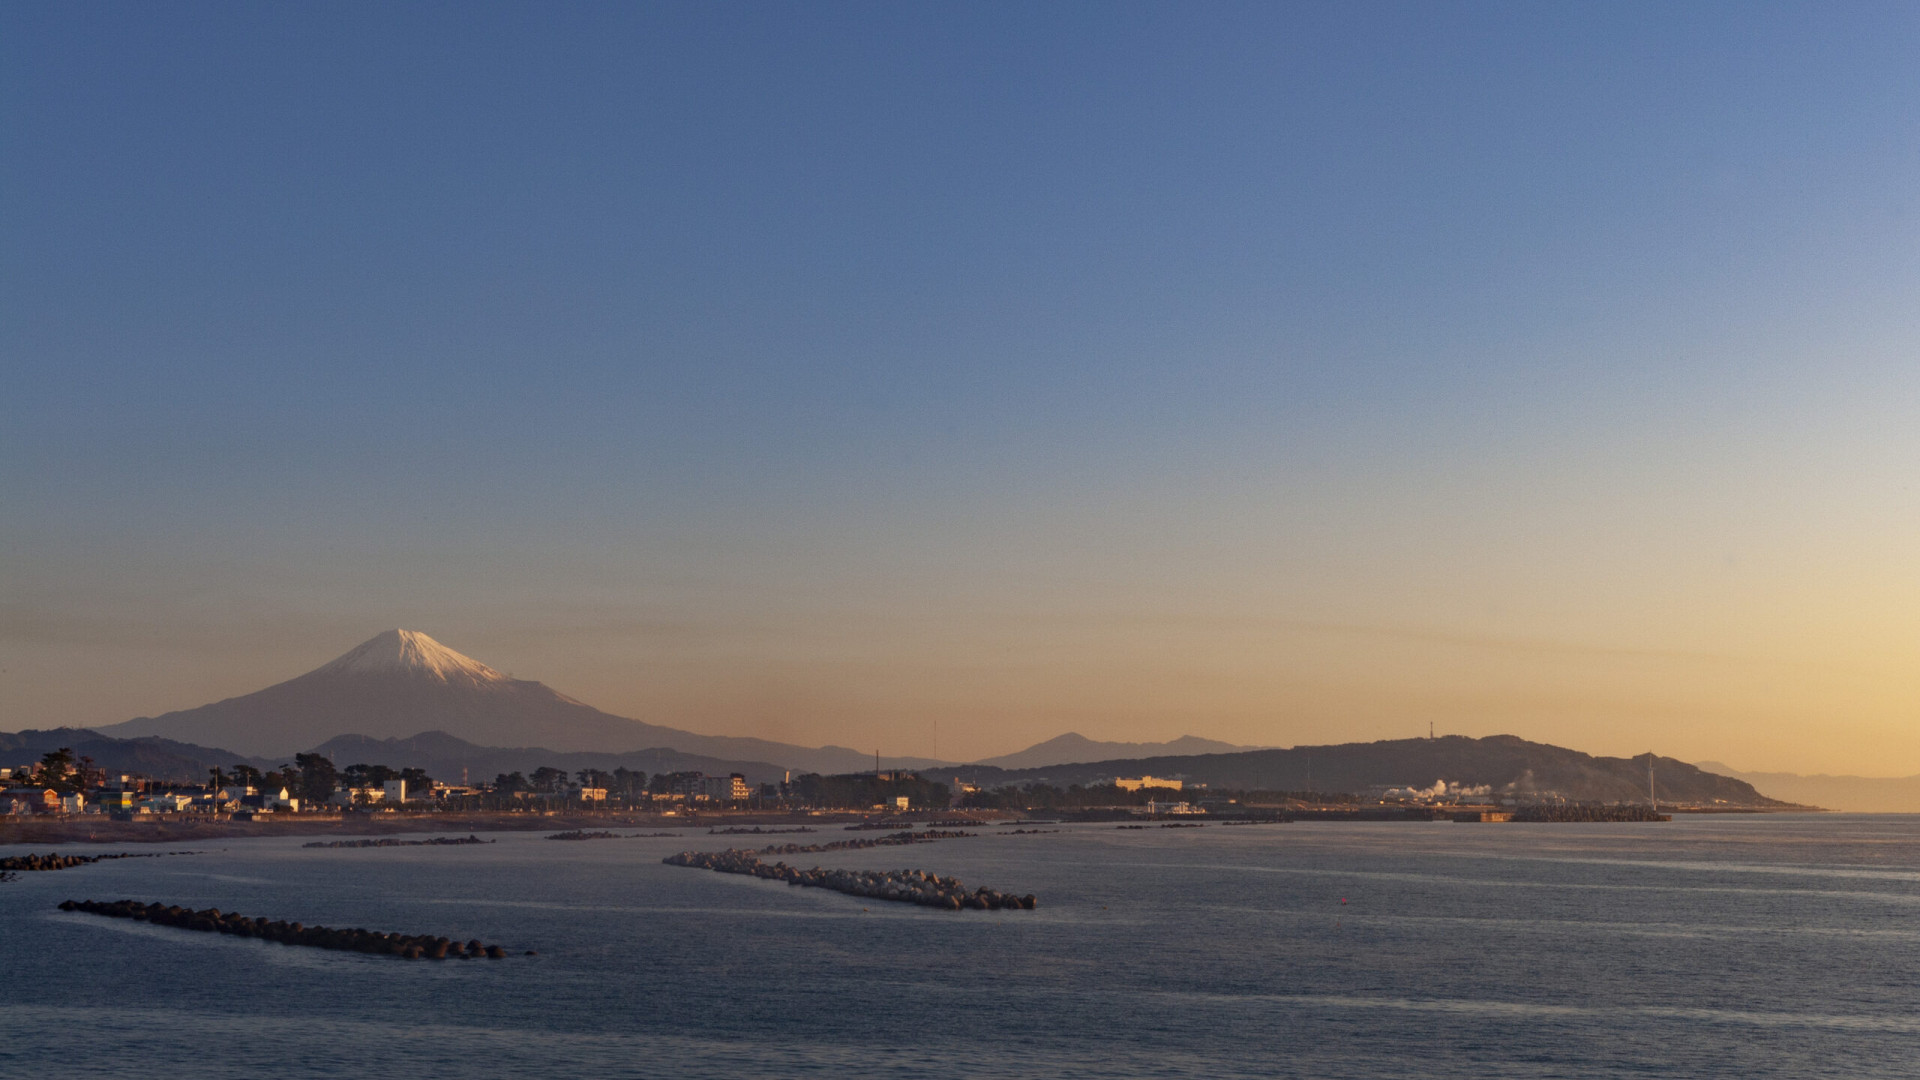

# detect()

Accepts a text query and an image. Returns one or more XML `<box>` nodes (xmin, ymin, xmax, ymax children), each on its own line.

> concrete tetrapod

<box><xmin>59</xmin><ymin>899</ymin><xmax>513</xmax><ymax>960</ymax></box>
<box><xmin>664</xmin><ymin>849</ymin><xmax>1036</xmax><ymax>911</ymax></box>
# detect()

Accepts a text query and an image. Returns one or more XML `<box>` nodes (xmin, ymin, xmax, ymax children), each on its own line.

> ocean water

<box><xmin>2</xmin><ymin>815</ymin><xmax>1916</xmax><ymax>1078</ymax></box>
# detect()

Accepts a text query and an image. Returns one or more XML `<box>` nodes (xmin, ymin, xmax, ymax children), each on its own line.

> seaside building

<box><xmin>241</xmin><ymin>788</ymin><xmax>298</xmax><ymax>812</ymax></box>
<box><xmin>697</xmin><ymin>774</ymin><xmax>751</xmax><ymax>802</ymax></box>
<box><xmin>95</xmin><ymin>790</ymin><xmax>137</xmax><ymax>812</ymax></box>
<box><xmin>2</xmin><ymin>787</ymin><xmax>59</xmax><ymax>814</ymax></box>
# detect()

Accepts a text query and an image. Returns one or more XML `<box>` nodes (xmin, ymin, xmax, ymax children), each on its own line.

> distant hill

<box><xmin>944</xmin><ymin>735</ymin><xmax>1790</xmax><ymax>806</ymax></box>
<box><xmin>972</xmin><ymin>732</ymin><xmax>1263</xmax><ymax>770</ymax></box>
<box><xmin>88</xmin><ymin>628</ymin><xmax>907</xmax><ymax>773</ymax></box>
<box><xmin>1696</xmin><ymin>762</ymin><xmax>1917</xmax><ymax>813</ymax></box>
<box><xmin>0</xmin><ymin>728</ymin><xmax>279</xmax><ymax>783</ymax></box>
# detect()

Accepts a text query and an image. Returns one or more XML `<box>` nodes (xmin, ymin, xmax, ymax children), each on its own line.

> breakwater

<box><xmin>1511</xmin><ymin>805</ymin><xmax>1671</xmax><ymax>822</ymax></box>
<box><xmin>755</xmin><ymin>829</ymin><xmax>972</xmax><ymax>856</ymax></box>
<box><xmin>0</xmin><ymin>851</ymin><xmax>193</xmax><ymax>875</ymax></box>
<box><xmin>58</xmin><ymin>898</ymin><xmax>515</xmax><ymax>959</ymax></box>
<box><xmin>711</xmin><ymin>826</ymin><xmax>815</xmax><ymax>835</ymax></box>
<box><xmin>303</xmin><ymin>835</ymin><xmax>493</xmax><ymax>848</ymax></box>
<box><xmin>664</xmin><ymin>849</ymin><xmax>1036</xmax><ymax>911</ymax></box>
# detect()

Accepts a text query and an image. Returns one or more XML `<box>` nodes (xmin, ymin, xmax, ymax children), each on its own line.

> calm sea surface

<box><xmin>3</xmin><ymin>814</ymin><xmax>1916</xmax><ymax>1078</ymax></box>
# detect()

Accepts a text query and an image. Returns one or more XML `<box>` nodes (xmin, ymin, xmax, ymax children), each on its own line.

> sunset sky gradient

<box><xmin>4</xmin><ymin>2</ymin><xmax>1918</xmax><ymax>771</ymax></box>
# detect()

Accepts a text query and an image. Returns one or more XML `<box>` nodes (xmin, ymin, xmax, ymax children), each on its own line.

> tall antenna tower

<box><xmin>1647</xmin><ymin>753</ymin><xmax>1657</xmax><ymax>810</ymax></box>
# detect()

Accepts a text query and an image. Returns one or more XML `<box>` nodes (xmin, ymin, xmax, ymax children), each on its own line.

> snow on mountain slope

<box><xmin>310</xmin><ymin>629</ymin><xmax>509</xmax><ymax>684</ymax></box>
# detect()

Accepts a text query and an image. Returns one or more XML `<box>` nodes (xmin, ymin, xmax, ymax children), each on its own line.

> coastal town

<box><xmin>2</xmin><ymin>744</ymin><xmax>1671</xmax><ymax>830</ymax></box>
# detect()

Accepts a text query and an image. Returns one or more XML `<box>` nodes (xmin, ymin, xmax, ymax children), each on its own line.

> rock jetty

<box><xmin>755</xmin><ymin>829</ymin><xmax>972</xmax><ymax>857</ymax></box>
<box><xmin>0</xmin><ymin>851</ymin><xmax>191</xmax><ymax>875</ymax></box>
<box><xmin>59</xmin><ymin>898</ymin><xmax>513</xmax><ymax>959</ymax></box>
<box><xmin>3</xmin><ymin>853</ymin><xmax>106</xmax><ymax>873</ymax></box>
<box><xmin>303</xmin><ymin>835</ymin><xmax>493</xmax><ymax>849</ymax></box>
<box><xmin>544</xmin><ymin>830</ymin><xmax>624</xmax><ymax>841</ymax></box>
<box><xmin>664</xmin><ymin>849</ymin><xmax>1036</xmax><ymax>911</ymax></box>
<box><xmin>1511</xmin><ymin>804</ymin><xmax>1671</xmax><ymax>822</ymax></box>
<box><xmin>710</xmin><ymin>826</ymin><xmax>815</xmax><ymax>835</ymax></box>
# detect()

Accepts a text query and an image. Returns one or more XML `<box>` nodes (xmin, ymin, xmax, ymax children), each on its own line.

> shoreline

<box><xmin>0</xmin><ymin>804</ymin><xmax>1821</xmax><ymax>845</ymax></box>
<box><xmin>0</xmin><ymin>809</ymin><xmax>1017</xmax><ymax>845</ymax></box>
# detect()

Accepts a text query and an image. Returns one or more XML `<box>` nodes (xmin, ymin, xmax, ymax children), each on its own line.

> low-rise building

<box><xmin>1</xmin><ymin>787</ymin><xmax>59</xmax><ymax>813</ymax></box>
<box><xmin>241</xmin><ymin>787</ymin><xmax>299</xmax><ymax>812</ymax></box>
<box><xmin>95</xmin><ymin>790</ymin><xmax>137</xmax><ymax>812</ymax></box>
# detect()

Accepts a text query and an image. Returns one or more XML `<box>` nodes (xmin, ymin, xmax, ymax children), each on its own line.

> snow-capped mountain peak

<box><xmin>310</xmin><ymin>629</ymin><xmax>508</xmax><ymax>684</ymax></box>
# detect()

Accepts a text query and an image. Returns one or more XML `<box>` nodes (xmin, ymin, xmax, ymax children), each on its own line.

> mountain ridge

<box><xmin>972</xmin><ymin>731</ymin><xmax>1265</xmax><ymax>770</ymax></box>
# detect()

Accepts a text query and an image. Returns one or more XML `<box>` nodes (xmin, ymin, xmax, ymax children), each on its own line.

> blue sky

<box><xmin>4</xmin><ymin>3</ymin><xmax>1918</xmax><ymax>769</ymax></box>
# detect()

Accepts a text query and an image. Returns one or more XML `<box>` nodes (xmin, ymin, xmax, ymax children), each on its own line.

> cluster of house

<box><xmin>0</xmin><ymin>763</ymin><xmax>762</xmax><ymax>817</ymax></box>
<box><xmin>0</xmin><ymin>766</ymin><xmax>434</xmax><ymax>818</ymax></box>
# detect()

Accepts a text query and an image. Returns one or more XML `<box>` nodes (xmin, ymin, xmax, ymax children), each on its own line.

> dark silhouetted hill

<box><xmin>944</xmin><ymin>735</ymin><xmax>1789</xmax><ymax>806</ymax></box>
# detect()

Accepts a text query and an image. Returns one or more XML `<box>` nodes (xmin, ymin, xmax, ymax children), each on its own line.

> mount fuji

<box><xmin>95</xmin><ymin>629</ymin><xmax>890</xmax><ymax>772</ymax></box>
